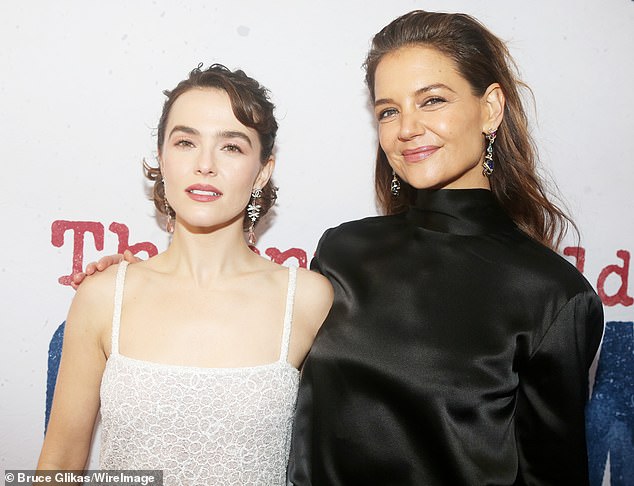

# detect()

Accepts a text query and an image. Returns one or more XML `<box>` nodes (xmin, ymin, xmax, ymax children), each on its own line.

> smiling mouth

<box><xmin>402</xmin><ymin>146</ymin><xmax>439</xmax><ymax>163</ymax></box>
<box><xmin>188</xmin><ymin>189</ymin><xmax>221</xmax><ymax>196</ymax></box>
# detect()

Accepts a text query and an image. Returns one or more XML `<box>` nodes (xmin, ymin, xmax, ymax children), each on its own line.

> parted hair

<box><xmin>364</xmin><ymin>10</ymin><xmax>575</xmax><ymax>249</ymax></box>
<box><xmin>144</xmin><ymin>63</ymin><xmax>278</xmax><ymax>231</ymax></box>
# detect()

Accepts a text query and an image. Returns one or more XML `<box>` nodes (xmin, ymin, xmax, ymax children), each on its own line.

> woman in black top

<box><xmin>288</xmin><ymin>10</ymin><xmax>604</xmax><ymax>486</ymax></box>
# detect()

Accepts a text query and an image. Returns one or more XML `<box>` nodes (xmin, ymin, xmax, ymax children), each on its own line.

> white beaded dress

<box><xmin>100</xmin><ymin>261</ymin><xmax>300</xmax><ymax>485</ymax></box>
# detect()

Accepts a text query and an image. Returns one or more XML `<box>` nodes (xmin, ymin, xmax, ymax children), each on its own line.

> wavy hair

<box><xmin>144</xmin><ymin>63</ymin><xmax>278</xmax><ymax>231</ymax></box>
<box><xmin>364</xmin><ymin>10</ymin><xmax>575</xmax><ymax>249</ymax></box>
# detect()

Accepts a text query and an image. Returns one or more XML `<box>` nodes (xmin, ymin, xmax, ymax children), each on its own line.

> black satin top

<box><xmin>289</xmin><ymin>189</ymin><xmax>604</xmax><ymax>486</ymax></box>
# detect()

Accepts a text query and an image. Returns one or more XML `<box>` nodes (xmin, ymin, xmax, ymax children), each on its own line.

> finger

<box><xmin>95</xmin><ymin>258</ymin><xmax>109</xmax><ymax>271</ymax></box>
<box><xmin>85</xmin><ymin>262</ymin><xmax>98</xmax><ymax>275</ymax></box>
<box><xmin>71</xmin><ymin>272</ymin><xmax>86</xmax><ymax>290</ymax></box>
<box><xmin>95</xmin><ymin>255</ymin><xmax>115</xmax><ymax>271</ymax></box>
<box><xmin>123</xmin><ymin>250</ymin><xmax>141</xmax><ymax>263</ymax></box>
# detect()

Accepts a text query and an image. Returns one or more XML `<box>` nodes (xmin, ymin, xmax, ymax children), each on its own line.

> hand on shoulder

<box><xmin>67</xmin><ymin>262</ymin><xmax>123</xmax><ymax>349</ymax></box>
<box><xmin>71</xmin><ymin>250</ymin><xmax>141</xmax><ymax>290</ymax></box>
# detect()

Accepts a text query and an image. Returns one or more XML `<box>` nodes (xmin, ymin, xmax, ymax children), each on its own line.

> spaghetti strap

<box><xmin>279</xmin><ymin>266</ymin><xmax>297</xmax><ymax>363</ymax></box>
<box><xmin>110</xmin><ymin>261</ymin><xmax>129</xmax><ymax>356</ymax></box>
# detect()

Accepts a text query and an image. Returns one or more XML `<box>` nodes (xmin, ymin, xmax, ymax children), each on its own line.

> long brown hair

<box><xmin>364</xmin><ymin>10</ymin><xmax>575</xmax><ymax>249</ymax></box>
<box><xmin>145</xmin><ymin>63</ymin><xmax>278</xmax><ymax>231</ymax></box>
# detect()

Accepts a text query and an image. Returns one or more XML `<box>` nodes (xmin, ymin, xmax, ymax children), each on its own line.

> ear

<box><xmin>481</xmin><ymin>83</ymin><xmax>505</xmax><ymax>132</ymax></box>
<box><xmin>157</xmin><ymin>150</ymin><xmax>165</xmax><ymax>174</ymax></box>
<box><xmin>254</xmin><ymin>155</ymin><xmax>275</xmax><ymax>189</ymax></box>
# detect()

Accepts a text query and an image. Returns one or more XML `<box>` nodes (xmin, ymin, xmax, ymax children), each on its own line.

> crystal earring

<box><xmin>482</xmin><ymin>128</ymin><xmax>497</xmax><ymax>177</ymax></box>
<box><xmin>246</xmin><ymin>188</ymin><xmax>263</xmax><ymax>245</ymax></box>
<box><xmin>164</xmin><ymin>200</ymin><xmax>175</xmax><ymax>234</ymax></box>
<box><xmin>162</xmin><ymin>179</ymin><xmax>175</xmax><ymax>233</ymax></box>
<box><xmin>391</xmin><ymin>170</ymin><xmax>401</xmax><ymax>198</ymax></box>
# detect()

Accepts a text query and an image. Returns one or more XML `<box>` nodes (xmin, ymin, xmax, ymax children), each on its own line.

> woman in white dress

<box><xmin>37</xmin><ymin>64</ymin><xmax>333</xmax><ymax>485</ymax></box>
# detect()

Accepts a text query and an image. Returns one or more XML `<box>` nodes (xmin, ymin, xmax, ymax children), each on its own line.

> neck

<box><xmin>158</xmin><ymin>218</ymin><xmax>259</xmax><ymax>286</ymax></box>
<box><xmin>405</xmin><ymin>188</ymin><xmax>514</xmax><ymax>235</ymax></box>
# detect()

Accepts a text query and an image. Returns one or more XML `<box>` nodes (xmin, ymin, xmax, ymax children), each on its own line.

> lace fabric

<box><xmin>100</xmin><ymin>262</ymin><xmax>300</xmax><ymax>485</ymax></box>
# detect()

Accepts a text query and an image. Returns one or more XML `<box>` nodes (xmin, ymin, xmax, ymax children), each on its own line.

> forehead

<box><xmin>167</xmin><ymin>88</ymin><xmax>256</xmax><ymax>135</ymax></box>
<box><xmin>374</xmin><ymin>45</ymin><xmax>468</xmax><ymax>95</ymax></box>
<box><xmin>167</xmin><ymin>88</ymin><xmax>232</xmax><ymax>122</ymax></box>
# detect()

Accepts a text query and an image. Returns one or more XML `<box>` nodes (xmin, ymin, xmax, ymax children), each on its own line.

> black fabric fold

<box><xmin>288</xmin><ymin>189</ymin><xmax>603</xmax><ymax>486</ymax></box>
<box><xmin>406</xmin><ymin>188</ymin><xmax>514</xmax><ymax>235</ymax></box>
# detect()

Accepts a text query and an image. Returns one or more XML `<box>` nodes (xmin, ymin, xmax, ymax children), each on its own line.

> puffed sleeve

<box><xmin>515</xmin><ymin>290</ymin><xmax>604</xmax><ymax>485</ymax></box>
<box><xmin>309</xmin><ymin>228</ymin><xmax>332</xmax><ymax>276</ymax></box>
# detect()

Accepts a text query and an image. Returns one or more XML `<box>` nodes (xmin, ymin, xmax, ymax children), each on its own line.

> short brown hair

<box><xmin>144</xmin><ymin>63</ymin><xmax>278</xmax><ymax>231</ymax></box>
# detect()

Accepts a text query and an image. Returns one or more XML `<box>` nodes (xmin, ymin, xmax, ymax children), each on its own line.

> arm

<box><xmin>288</xmin><ymin>268</ymin><xmax>334</xmax><ymax>369</ymax></box>
<box><xmin>515</xmin><ymin>290</ymin><xmax>604</xmax><ymax>485</ymax></box>
<box><xmin>285</xmin><ymin>229</ymin><xmax>335</xmax><ymax>368</ymax></box>
<box><xmin>37</xmin><ymin>271</ymin><xmax>115</xmax><ymax>469</ymax></box>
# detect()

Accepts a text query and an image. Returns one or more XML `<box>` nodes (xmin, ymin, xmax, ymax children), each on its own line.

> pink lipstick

<box><xmin>185</xmin><ymin>184</ymin><xmax>222</xmax><ymax>202</ymax></box>
<box><xmin>402</xmin><ymin>146</ymin><xmax>439</xmax><ymax>163</ymax></box>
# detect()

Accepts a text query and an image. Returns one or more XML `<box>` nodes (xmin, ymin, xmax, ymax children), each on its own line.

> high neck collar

<box><xmin>405</xmin><ymin>189</ymin><xmax>515</xmax><ymax>235</ymax></box>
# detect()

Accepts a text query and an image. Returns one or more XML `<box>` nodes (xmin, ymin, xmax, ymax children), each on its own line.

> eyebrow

<box><xmin>168</xmin><ymin>125</ymin><xmax>199</xmax><ymax>137</ymax></box>
<box><xmin>217</xmin><ymin>130</ymin><xmax>253</xmax><ymax>148</ymax></box>
<box><xmin>374</xmin><ymin>83</ymin><xmax>455</xmax><ymax>107</ymax></box>
<box><xmin>168</xmin><ymin>126</ymin><xmax>253</xmax><ymax>148</ymax></box>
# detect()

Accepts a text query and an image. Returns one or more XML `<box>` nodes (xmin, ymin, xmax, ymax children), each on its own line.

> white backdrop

<box><xmin>1</xmin><ymin>0</ymin><xmax>632</xmax><ymax>483</ymax></box>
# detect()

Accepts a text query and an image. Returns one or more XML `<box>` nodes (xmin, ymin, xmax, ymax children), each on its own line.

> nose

<box><xmin>196</xmin><ymin>150</ymin><xmax>216</xmax><ymax>175</ymax></box>
<box><xmin>398</xmin><ymin>109</ymin><xmax>425</xmax><ymax>141</ymax></box>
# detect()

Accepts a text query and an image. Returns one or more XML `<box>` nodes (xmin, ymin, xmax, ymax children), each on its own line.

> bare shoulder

<box><xmin>293</xmin><ymin>267</ymin><xmax>334</xmax><ymax>333</ymax></box>
<box><xmin>295</xmin><ymin>267</ymin><xmax>333</xmax><ymax>297</ymax></box>
<box><xmin>74</xmin><ymin>263</ymin><xmax>120</xmax><ymax>306</ymax></box>
<box><xmin>67</xmin><ymin>263</ymin><xmax>121</xmax><ymax>341</ymax></box>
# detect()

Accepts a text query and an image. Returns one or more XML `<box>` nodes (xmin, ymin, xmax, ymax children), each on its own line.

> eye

<box><xmin>175</xmin><ymin>139</ymin><xmax>194</xmax><ymax>148</ymax></box>
<box><xmin>421</xmin><ymin>97</ymin><xmax>447</xmax><ymax>108</ymax></box>
<box><xmin>222</xmin><ymin>143</ymin><xmax>243</xmax><ymax>154</ymax></box>
<box><xmin>377</xmin><ymin>107</ymin><xmax>399</xmax><ymax>122</ymax></box>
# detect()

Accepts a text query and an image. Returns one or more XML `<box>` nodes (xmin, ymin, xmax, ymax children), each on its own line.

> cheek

<box><xmin>161</xmin><ymin>157</ymin><xmax>192</xmax><ymax>197</ymax></box>
<box><xmin>378</xmin><ymin>124</ymin><xmax>395</xmax><ymax>152</ymax></box>
<box><xmin>433</xmin><ymin>114</ymin><xmax>459</xmax><ymax>140</ymax></box>
<box><xmin>162</xmin><ymin>172</ymin><xmax>178</xmax><ymax>203</ymax></box>
<box><xmin>161</xmin><ymin>162</ymin><xmax>184</xmax><ymax>187</ymax></box>
<box><xmin>459</xmin><ymin>122</ymin><xmax>486</xmax><ymax>157</ymax></box>
<box><xmin>226</xmin><ymin>163</ymin><xmax>261</xmax><ymax>192</ymax></box>
<box><xmin>439</xmin><ymin>116</ymin><xmax>481</xmax><ymax>153</ymax></box>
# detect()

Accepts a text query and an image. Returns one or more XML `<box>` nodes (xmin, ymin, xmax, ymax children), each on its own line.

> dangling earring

<box><xmin>391</xmin><ymin>170</ymin><xmax>401</xmax><ymax>198</ymax></box>
<box><xmin>246</xmin><ymin>188</ymin><xmax>263</xmax><ymax>245</ymax></box>
<box><xmin>162</xmin><ymin>179</ymin><xmax>175</xmax><ymax>233</ymax></box>
<box><xmin>482</xmin><ymin>128</ymin><xmax>497</xmax><ymax>177</ymax></box>
<box><xmin>164</xmin><ymin>200</ymin><xmax>175</xmax><ymax>234</ymax></box>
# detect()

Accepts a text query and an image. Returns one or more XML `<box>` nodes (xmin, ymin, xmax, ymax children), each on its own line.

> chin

<box><xmin>405</xmin><ymin>176</ymin><xmax>448</xmax><ymax>191</ymax></box>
